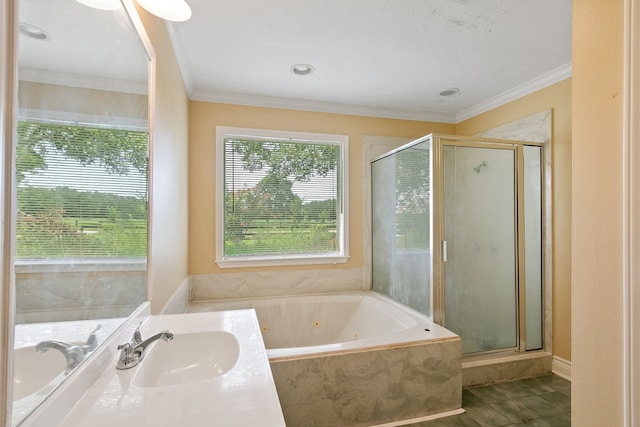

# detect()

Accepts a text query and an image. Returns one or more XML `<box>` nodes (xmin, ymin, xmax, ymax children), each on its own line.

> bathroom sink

<box><xmin>132</xmin><ymin>331</ymin><xmax>240</xmax><ymax>388</ymax></box>
<box><xmin>13</xmin><ymin>345</ymin><xmax>67</xmax><ymax>401</ymax></box>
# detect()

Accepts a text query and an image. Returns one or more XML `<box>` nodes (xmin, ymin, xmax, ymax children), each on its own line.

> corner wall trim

<box><xmin>551</xmin><ymin>355</ymin><xmax>572</xmax><ymax>381</ymax></box>
<box><xmin>159</xmin><ymin>276</ymin><xmax>190</xmax><ymax>315</ymax></box>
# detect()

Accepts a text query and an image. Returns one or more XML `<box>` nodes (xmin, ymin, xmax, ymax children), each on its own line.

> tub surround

<box><xmin>271</xmin><ymin>339</ymin><xmax>461</xmax><ymax>426</ymax></box>
<box><xmin>22</xmin><ymin>308</ymin><xmax>285</xmax><ymax>427</ymax></box>
<box><xmin>14</xmin><ymin>260</ymin><xmax>146</xmax><ymax>324</ymax></box>
<box><xmin>190</xmin><ymin>266</ymin><xmax>364</xmax><ymax>301</ymax></box>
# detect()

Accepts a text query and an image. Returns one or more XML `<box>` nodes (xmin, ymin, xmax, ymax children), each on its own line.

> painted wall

<box><xmin>188</xmin><ymin>101</ymin><xmax>454</xmax><ymax>278</ymax></box>
<box><xmin>138</xmin><ymin>10</ymin><xmax>190</xmax><ymax>314</ymax></box>
<box><xmin>455</xmin><ymin>79</ymin><xmax>572</xmax><ymax>363</ymax></box>
<box><xmin>0</xmin><ymin>0</ymin><xmax>16</xmax><ymax>422</ymax></box>
<box><xmin>571</xmin><ymin>0</ymin><xmax>624</xmax><ymax>424</ymax></box>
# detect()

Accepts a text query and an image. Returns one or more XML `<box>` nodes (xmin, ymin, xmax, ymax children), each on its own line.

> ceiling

<box><xmin>16</xmin><ymin>0</ymin><xmax>572</xmax><ymax>124</ymax></box>
<box><xmin>18</xmin><ymin>0</ymin><xmax>149</xmax><ymax>94</ymax></box>
<box><xmin>167</xmin><ymin>0</ymin><xmax>572</xmax><ymax>123</ymax></box>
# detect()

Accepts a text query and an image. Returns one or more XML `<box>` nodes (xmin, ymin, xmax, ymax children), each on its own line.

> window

<box><xmin>216</xmin><ymin>126</ymin><xmax>349</xmax><ymax>267</ymax></box>
<box><xmin>15</xmin><ymin>120</ymin><xmax>148</xmax><ymax>260</ymax></box>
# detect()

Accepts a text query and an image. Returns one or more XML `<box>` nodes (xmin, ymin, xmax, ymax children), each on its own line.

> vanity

<box><xmin>5</xmin><ymin>0</ymin><xmax>280</xmax><ymax>424</ymax></box>
<box><xmin>3</xmin><ymin>0</ymin><xmax>199</xmax><ymax>423</ymax></box>
<box><xmin>21</xmin><ymin>308</ymin><xmax>286</xmax><ymax>426</ymax></box>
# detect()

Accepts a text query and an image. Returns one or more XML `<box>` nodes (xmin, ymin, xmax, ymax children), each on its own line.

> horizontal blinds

<box><xmin>395</xmin><ymin>144</ymin><xmax>430</xmax><ymax>249</ymax></box>
<box><xmin>224</xmin><ymin>137</ymin><xmax>340</xmax><ymax>257</ymax></box>
<box><xmin>16</xmin><ymin>121</ymin><xmax>148</xmax><ymax>259</ymax></box>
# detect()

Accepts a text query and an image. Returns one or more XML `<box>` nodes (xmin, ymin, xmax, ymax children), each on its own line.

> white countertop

<box><xmin>57</xmin><ymin>310</ymin><xmax>286</xmax><ymax>427</ymax></box>
<box><xmin>12</xmin><ymin>318</ymin><xmax>126</xmax><ymax>426</ymax></box>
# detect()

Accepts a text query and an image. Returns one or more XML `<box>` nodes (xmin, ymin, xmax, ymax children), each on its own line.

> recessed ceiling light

<box><xmin>291</xmin><ymin>64</ymin><xmax>315</xmax><ymax>76</ymax></box>
<box><xmin>439</xmin><ymin>87</ymin><xmax>460</xmax><ymax>97</ymax></box>
<box><xmin>18</xmin><ymin>23</ymin><xmax>49</xmax><ymax>40</ymax></box>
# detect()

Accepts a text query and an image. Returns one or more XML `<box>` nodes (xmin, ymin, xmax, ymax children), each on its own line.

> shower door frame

<box><xmin>431</xmin><ymin>135</ymin><xmax>547</xmax><ymax>356</ymax></box>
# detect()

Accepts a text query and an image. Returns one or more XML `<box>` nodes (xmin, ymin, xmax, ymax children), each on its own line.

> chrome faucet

<box><xmin>116</xmin><ymin>325</ymin><xmax>174</xmax><ymax>370</ymax></box>
<box><xmin>81</xmin><ymin>324</ymin><xmax>102</xmax><ymax>355</ymax></box>
<box><xmin>35</xmin><ymin>340</ymin><xmax>85</xmax><ymax>374</ymax></box>
<box><xmin>34</xmin><ymin>324</ymin><xmax>102</xmax><ymax>374</ymax></box>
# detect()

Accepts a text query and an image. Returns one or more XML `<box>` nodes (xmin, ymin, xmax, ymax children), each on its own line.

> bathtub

<box><xmin>191</xmin><ymin>291</ymin><xmax>456</xmax><ymax>358</ymax></box>
<box><xmin>188</xmin><ymin>291</ymin><xmax>462</xmax><ymax>426</ymax></box>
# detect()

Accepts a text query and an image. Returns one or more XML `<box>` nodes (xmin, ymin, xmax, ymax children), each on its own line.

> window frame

<box><xmin>215</xmin><ymin>126</ymin><xmax>349</xmax><ymax>268</ymax></box>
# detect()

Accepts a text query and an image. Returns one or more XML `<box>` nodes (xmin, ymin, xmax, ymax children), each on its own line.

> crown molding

<box><xmin>189</xmin><ymin>89</ymin><xmax>457</xmax><ymax>123</ymax></box>
<box><xmin>18</xmin><ymin>67</ymin><xmax>147</xmax><ymax>95</ymax></box>
<box><xmin>455</xmin><ymin>62</ymin><xmax>572</xmax><ymax>123</ymax></box>
<box><xmin>188</xmin><ymin>61</ymin><xmax>571</xmax><ymax>125</ymax></box>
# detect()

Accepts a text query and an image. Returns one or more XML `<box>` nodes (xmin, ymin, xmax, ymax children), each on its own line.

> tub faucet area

<box><xmin>35</xmin><ymin>340</ymin><xmax>85</xmax><ymax>374</ymax></box>
<box><xmin>116</xmin><ymin>329</ymin><xmax>174</xmax><ymax>370</ymax></box>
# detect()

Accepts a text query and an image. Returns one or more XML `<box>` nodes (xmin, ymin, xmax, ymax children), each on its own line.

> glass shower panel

<box><xmin>443</xmin><ymin>145</ymin><xmax>517</xmax><ymax>354</ymax></box>
<box><xmin>524</xmin><ymin>145</ymin><xmax>543</xmax><ymax>350</ymax></box>
<box><xmin>372</xmin><ymin>139</ymin><xmax>432</xmax><ymax>317</ymax></box>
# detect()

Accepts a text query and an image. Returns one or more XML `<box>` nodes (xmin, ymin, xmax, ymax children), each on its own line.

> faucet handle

<box><xmin>82</xmin><ymin>324</ymin><xmax>102</xmax><ymax>354</ymax></box>
<box><xmin>117</xmin><ymin>342</ymin><xmax>131</xmax><ymax>352</ymax></box>
<box><xmin>132</xmin><ymin>321</ymin><xmax>143</xmax><ymax>344</ymax></box>
<box><xmin>116</xmin><ymin>342</ymin><xmax>137</xmax><ymax>370</ymax></box>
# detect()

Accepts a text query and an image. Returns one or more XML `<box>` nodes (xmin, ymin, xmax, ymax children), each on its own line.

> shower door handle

<box><xmin>442</xmin><ymin>240</ymin><xmax>447</xmax><ymax>262</ymax></box>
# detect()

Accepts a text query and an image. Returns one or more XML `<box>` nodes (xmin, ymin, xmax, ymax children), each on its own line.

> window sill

<box><xmin>15</xmin><ymin>258</ymin><xmax>146</xmax><ymax>274</ymax></box>
<box><xmin>216</xmin><ymin>254</ymin><xmax>349</xmax><ymax>269</ymax></box>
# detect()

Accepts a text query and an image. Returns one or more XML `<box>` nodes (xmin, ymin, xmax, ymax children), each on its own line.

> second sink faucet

<box><xmin>116</xmin><ymin>325</ymin><xmax>174</xmax><ymax>370</ymax></box>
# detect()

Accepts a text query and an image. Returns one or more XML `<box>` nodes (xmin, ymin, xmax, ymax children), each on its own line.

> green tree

<box><xmin>225</xmin><ymin>188</ymin><xmax>260</xmax><ymax>245</ymax></box>
<box><xmin>16</xmin><ymin>121</ymin><xmax>148</xmax><ymax>183</ymax></box>
<box><xmin>224</xmin><ymin>138</ymin><xmax>340</xmax><ymax>255</ymax></box>
<box><xmin>253</xmin><ymin>175</ymin><xmax>301</xmax><ymax>218</ymax></box>
<box><xmin>15</xmin><ymin>121</ymin><xmax>149</xmax><ymax>258</ymax></box>
<box><xmin>228</xmin><ymin>138</ymin><xmax>338</xmax><ymax>181</ymax></box>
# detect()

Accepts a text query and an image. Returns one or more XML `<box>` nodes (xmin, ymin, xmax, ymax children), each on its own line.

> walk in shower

<box><xmin>371</xmin><ymin>134</ymin><xmax>545</xmax><ymax>356</ymax></box>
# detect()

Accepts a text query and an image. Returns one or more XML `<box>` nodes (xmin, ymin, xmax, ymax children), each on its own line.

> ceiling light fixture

<box><xmin>136</xmin><ymin>0</ymin><xmax>192</xmax><ymax>22</ymax></box>
<box><xmin>291</xmin><ymin>64</ymin><xmax>315</xmax><ymax>76</ymax></box>
<box><xmin>74</xmin><ymin>0</ymin><xmax>122</xmax><ymax>11</ymax></box>
<box><xmin>18</xmin><ymin>23</ymin><xmax>50</xmax><ymax>40</ymax></box>
<box><xmin>439</xmin><ymin>87</ymin><xmax>460</xmax><ymax>97</ymax></box>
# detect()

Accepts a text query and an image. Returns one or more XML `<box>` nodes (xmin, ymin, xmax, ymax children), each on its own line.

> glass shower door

<box><xmin>443</xmin><ymin>144</ymin><xmax>518</xmax><ymax>354</ymax></box>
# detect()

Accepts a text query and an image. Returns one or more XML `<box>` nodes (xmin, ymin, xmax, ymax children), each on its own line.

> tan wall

<box><xmin>572</xmin><ymin>0</ymin><xmax>624</xmax><ymax>424</ymax></box>
<box><xmin>139</xmin><ymin>10</ymin><xmax>190</xmax><ymax>314</ymax></box>
<box><xmin>0</xmin><ymin>0</ymin><xmax>16</xmax><ymax>420</ymax></box>
<box><xmin>188</xmin><ymin>101</ymin><xmax>454</xmax><ymax>275</ymax></box>
<box><xmin>455</xmin><ymin>79</ymin><xmax>572</xmax><ymax>362</ymax></box>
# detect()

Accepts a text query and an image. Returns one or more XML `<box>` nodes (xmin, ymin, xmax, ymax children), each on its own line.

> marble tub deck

<box><xmin>270</xmin><ymin>337</ymin><xmax>462</xmax><ymax>427</ymax></box>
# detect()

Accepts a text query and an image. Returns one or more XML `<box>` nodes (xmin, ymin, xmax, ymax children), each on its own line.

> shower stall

<box><xmin>371</xmin><ymin>134</ymin><xmax>544</xmax><ymax>356</ymax></box>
